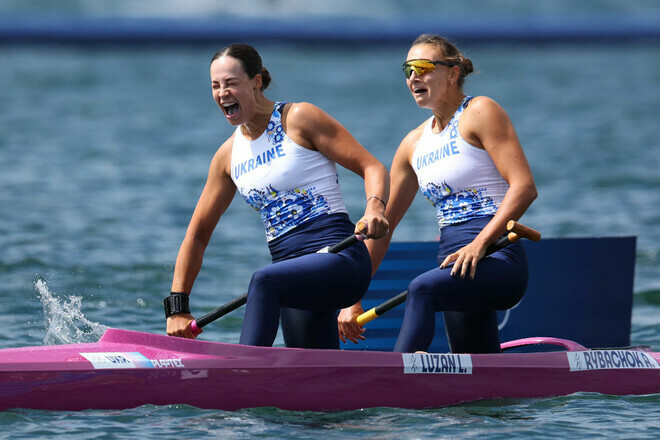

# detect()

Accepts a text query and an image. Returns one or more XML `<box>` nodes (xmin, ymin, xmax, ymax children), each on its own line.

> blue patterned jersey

<box><xmin>230</xmin><ymin>102</ymin><xmax>347</xmax><ymax>241</ymax></box>
<box><xmin>411</xmin><ymin>97</ymin><xmax>508</xmax><ymax>229</ymax></box>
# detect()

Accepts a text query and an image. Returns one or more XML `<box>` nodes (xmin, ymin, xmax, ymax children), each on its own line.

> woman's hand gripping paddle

<box><xmin>356</xmin><ymin>220</ymin><xmax>541</xmax><ymax>326</ymax></box>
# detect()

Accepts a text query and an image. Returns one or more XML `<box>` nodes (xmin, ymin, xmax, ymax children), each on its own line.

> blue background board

<box><xmin>344</xmin><ymin>237</ymin><xmax>636</xmax><ymax>352</ymax></box>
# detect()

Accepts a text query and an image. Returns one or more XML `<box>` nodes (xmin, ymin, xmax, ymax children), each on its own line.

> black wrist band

<box><xmin>164</xmin><ymin>292</ymin><xmax>191</xmax><ymax>318</ymax></box>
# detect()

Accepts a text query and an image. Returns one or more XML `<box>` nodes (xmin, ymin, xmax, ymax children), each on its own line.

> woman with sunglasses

<box><xmin>338</xmin><ymin>34</ymin><xmax>537</xmax><ymax>353</ymax></box>
<box><xmin>165</xmin><ymin>43</ymin><xmax>389</xmax><ymax>349</ymax></box>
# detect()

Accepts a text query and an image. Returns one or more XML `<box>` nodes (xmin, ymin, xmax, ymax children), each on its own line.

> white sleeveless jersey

<box><xmin>230</xmin><ymin>102</ymin><xmax>347</xmax><ymax>241</ymax></box>
<box><xmin>411</xmin><ymin>97</ymin><xmax>509</xmax><ymax>229</ymax></box>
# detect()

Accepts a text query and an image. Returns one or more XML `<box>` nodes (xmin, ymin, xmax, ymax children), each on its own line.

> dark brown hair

<box><xmin>211</xmin><ymin>43</ymin><xmax>272</xmax><ymax>91</ymax></box>
<box><xmin>411</xmin><ymin>34</ymin><xmax>474</xmax><ymax>88</ymax></box>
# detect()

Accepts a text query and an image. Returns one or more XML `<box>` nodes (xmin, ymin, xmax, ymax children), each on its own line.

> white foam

<box><xmin>34</xmin><ymin>279</ymin><xmax>109</xmax><ymax>345</ymax></box>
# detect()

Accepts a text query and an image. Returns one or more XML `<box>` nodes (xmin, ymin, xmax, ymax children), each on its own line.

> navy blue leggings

<box><xmin>393</xmin><ymin>217</ymin><xmax>528</xmax><ymax>354</ymax></box>
<box><xmin>239</xmin><ymin>215</ymin><xmax>371</xmax><ymax>348</ymax></box>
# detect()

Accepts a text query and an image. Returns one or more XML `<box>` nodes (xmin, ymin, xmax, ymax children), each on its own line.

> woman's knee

<box><xmin>407</xmin><ymin>273</ymin><xmax>441</xmax><ymax>300</ymax></box>
<box><xmin>405</xmin><ymin>283</ymin><xmax>439</xmax><ymax>312</ymax></box>
<box><xmin>250</xmin><ymin>266</ymin><xmax>272</xmax><ymax>286</ymax></box>
<box><xmin>247</xmin><ymin>266</ymin><xmax>282</xmax><ymax>304</ymax></box>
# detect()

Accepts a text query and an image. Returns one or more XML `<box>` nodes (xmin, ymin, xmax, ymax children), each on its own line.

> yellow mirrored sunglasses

<box><xmin>402</xmin><ymin>59</ymin><xmax>458</xmax><ymax>79</ymax></box>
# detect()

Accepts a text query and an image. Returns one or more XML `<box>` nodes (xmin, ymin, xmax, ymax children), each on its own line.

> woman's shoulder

<box><xmin>213</xmin><ymin>132</ymin><xmax>235</xmax><ymax>166</ymax></box>
<box><xmin>397</xmin><ymin>118</ymin><xmax>429</xmax><ymax>159</ymax></box>
<box><xmin>283</xmin><ymin>101</ymin><xmax>341</xmax><ymax>140</ymax></box>
<box><xmin>460</xmin><ymin>96</ymin><xmax>515</xmax><ymax>149</ymax></box>
<box><xmin>403</xmin><ymin>118</ymin><xmax>430</xmax><ymax>145</ymax></box>
<box><xmin>461</xmin><ymin>96</ymin><xmax>510</xmax><ymax>128</ymax></box>
<box><xmin>219</xmin><ymin>131</ymin><xmax>236</xmax><ymax>150</ymax></box>
<box><xmin>463</xmin><ymin>96</ymin><xmax>506</xmax><ymax>118</ymax></box>
<box><xmin>284</xmin><ymin>101</ymin><xmax>326</xmax><ymax>122</ymax></box>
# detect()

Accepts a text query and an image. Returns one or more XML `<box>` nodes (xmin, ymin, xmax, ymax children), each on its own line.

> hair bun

<box><xmin>260</xmin><ymin>67</ymin><xmax>272</xmax><ymax>91</ymax></box>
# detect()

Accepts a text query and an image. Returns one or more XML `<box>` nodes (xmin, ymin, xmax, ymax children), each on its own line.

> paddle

<box><xmin>356</xmin><ymin>220</ymin><xmax>541</xmax><ymax>326</ymax></box>
<box><xmin>190</xmin><ymin>222</ymin><xmax>368</xmax><ymax>336</ymax></box>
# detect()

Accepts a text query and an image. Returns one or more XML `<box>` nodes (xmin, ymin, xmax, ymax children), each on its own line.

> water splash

<box><xmin>34</xmin><ymin>279</ymin><xmax>109</xmax><ymax>345</ymax></box>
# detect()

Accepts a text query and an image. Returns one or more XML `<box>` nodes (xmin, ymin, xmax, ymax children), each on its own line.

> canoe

<box><xmin>1</xmin><ymin>328</ymin><xmax>659</xmax><ymax>412</ymax></box>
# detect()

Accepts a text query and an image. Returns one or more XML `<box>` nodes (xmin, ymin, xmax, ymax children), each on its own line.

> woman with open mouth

<box><xmin>165</xmin><ymin>43</ymin><xmax>389</xmax><ymax>349</ymax></box>
<box><xmin>339</xmin><ymin>34</ymin><xmax>537</xmax><ymax>354</ymax></box>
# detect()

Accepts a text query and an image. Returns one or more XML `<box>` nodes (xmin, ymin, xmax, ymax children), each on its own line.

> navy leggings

<box><xmin>239</xmin><ymin>214</ymin><xmax>371</xmax><ymax>349</ymax></box>
<box><xmin>393</xmin><ymin>217</ymin><xmax>528</xmax><ymax>354</ymax></box>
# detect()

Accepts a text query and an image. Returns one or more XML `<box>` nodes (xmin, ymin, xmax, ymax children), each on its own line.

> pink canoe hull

<box><xmin>1</xmin><ymin>329</ymin><xmax>659</xmax><ymax>411</ymax></box>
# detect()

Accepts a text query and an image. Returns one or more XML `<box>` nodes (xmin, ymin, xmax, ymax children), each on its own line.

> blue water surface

<box><xmin>1</xmin><ymin>4</ymin><xmax>660</xmax><ymax>439</ymax></box>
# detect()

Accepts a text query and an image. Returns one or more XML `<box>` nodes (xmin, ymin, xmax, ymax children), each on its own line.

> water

<box><xmin>1</xmin><ymin>7</ymin><xmax>660</xmax><ymax>440</ymax></box>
